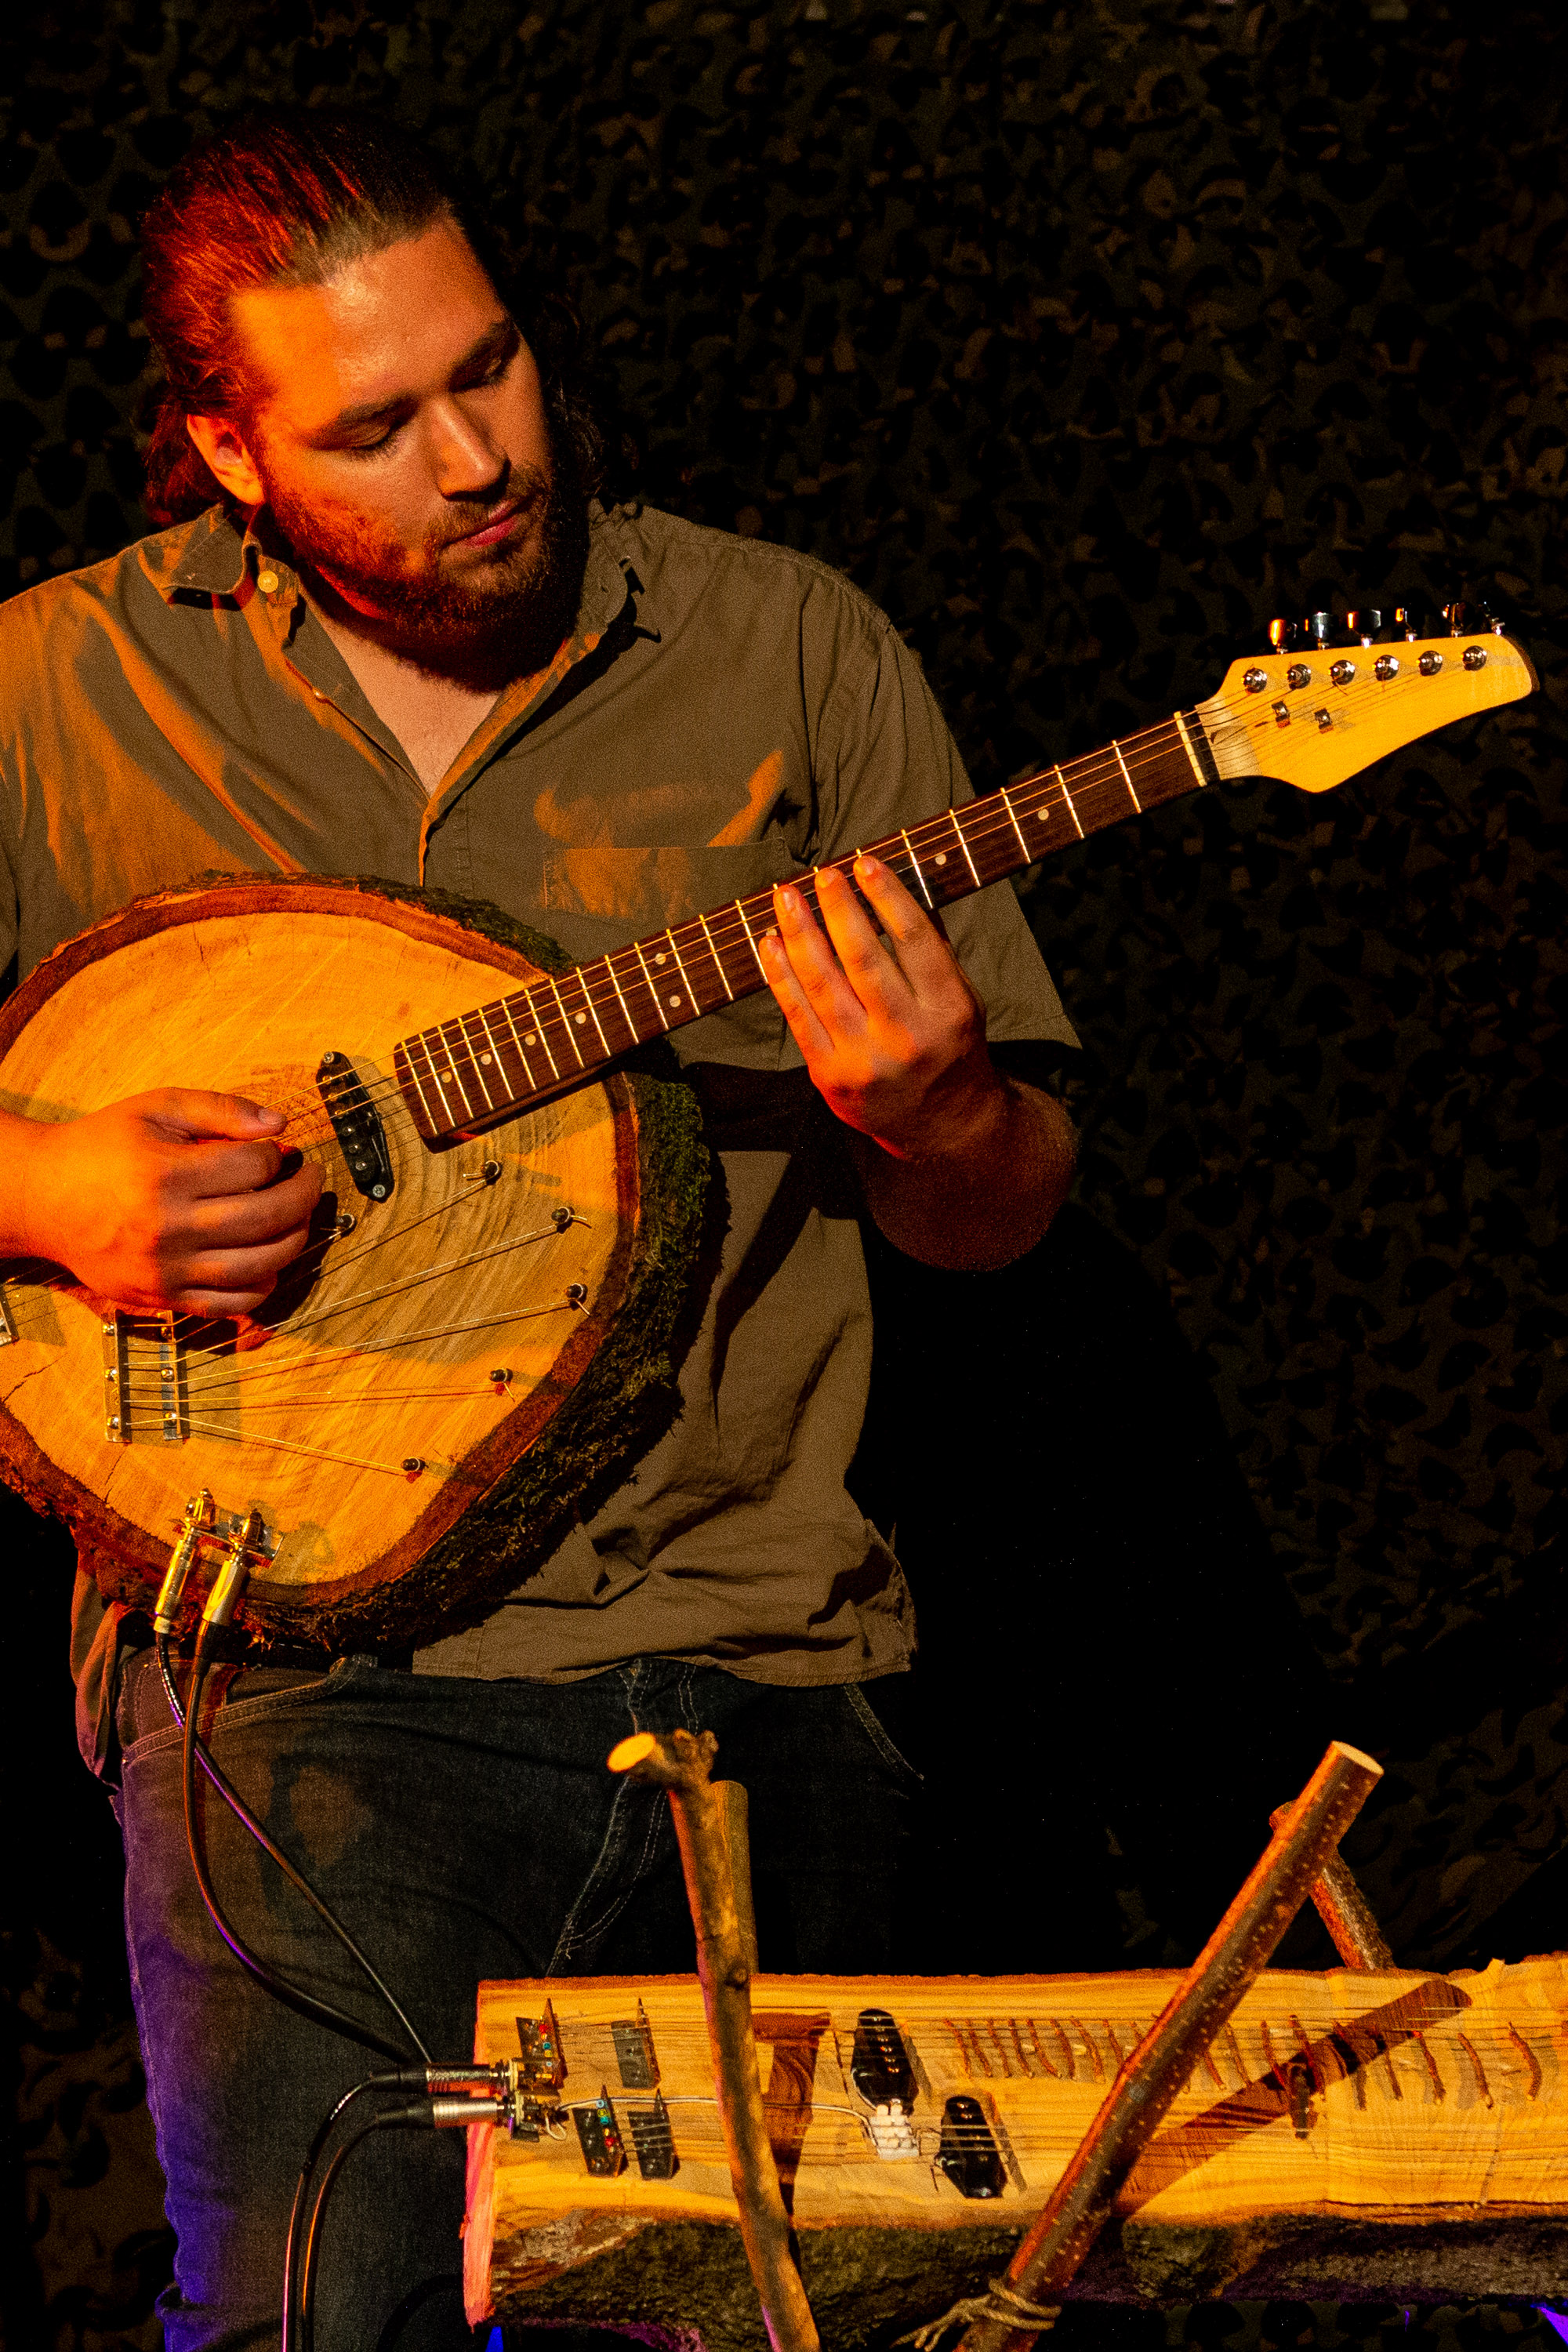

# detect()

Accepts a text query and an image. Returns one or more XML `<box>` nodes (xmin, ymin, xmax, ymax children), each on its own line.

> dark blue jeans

<box><xmin>114</xmin><ymin>1653</ymin><xmax>916</xmax><ymax>2352</ymax></box>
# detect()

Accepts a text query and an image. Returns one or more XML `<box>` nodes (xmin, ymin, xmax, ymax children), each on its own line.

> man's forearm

<box><xmin>0</xmin><ymin>1108</ymin><xmax>50</xmax><ymax>1258</ymax></box>
<box><xmin>849</xmin><ymin>1071</ymin><xmax>1075</xmax><ymax>1270</ymax></box>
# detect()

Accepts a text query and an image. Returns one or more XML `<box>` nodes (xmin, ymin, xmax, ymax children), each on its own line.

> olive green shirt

<box><xmin>0</xmin><ymin>500</ymin><xmax>1074</xmax><ymax>1758</ymax></box>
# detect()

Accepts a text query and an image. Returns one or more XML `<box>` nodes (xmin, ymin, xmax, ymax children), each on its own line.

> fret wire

<box><xmin>573</xmin><ymin>962</ymin><xmax>613</xmax><ymax>1058</ymax></box>
<box><xmin>662</xmin><ymin>927</ymin><xmax>697</xmax><ymax>1017</ymax></box>
<box><xmin>734</xmin><ymin>894</ymin><xmax>768</xmax><ymax>978</ymax></box>
<box><xmin>999</xmin><ymin>785</ymin><xmax>1030</xmax><ymax>864</ymax></box>
<box><xmin>601</xmin><ymin>949</ymin><xmax>638</xmax><ymax>1046</ymax></box>
<box><xmin>435</xmin><ymin>1024</ymin><xmax>477</xmax><ymax>1120</ymax></box>
<box><xmin>474</xmin><ymin>1006</ymin><xmax>513</xmax><ymax>1101</ymax></box>
<box><xmin>631</xmin><ymin>938</ymin><xmax>671</xmax><ymax>1030</ymax></box>
<box><xmin>498</xmin><ymin>996</ymin><xmax>542</xmax><ymax>1093</ymax></box>
<box><xmin>544</xmin><ymin>971</ymin><xmax>586</xmax><ymax>1068</ymax></box>
<box><xmin>1112</xmin><ymin>738</ymin><xmax>1142</xmax><ymax>812</ymax></box>
<box><xmin>950</xmin><ymin>808</ymin><xmax>982</xmax><ymax>888</ymax></box>
<box><xmin>397</xmin><ymin>1039</ymin><xmax>437</xmax><ymax>1131</ymax></box>
<box><xmin>695</xmin><ymin>909</ymin><xmax>734</xmax><ymax>1001</ymax></box>
<box><xmin>900</xmin><ymin>827</ymin><xmax>934</xmax><ymax>907</ymax></box>
<box><xmin>520</xmin><ymin>987</ymin><xmax>561</xmax><ymax>1082</ymax></box>
<box><xmin>459</xmin><ymin>1012</ymin><xmax>499</xmax><ymax>1112</ymax></box>
<box><xmin>1057</xmin><ymin>764</ymin><xmax>1085</xmax><ymax>838</ymax></box>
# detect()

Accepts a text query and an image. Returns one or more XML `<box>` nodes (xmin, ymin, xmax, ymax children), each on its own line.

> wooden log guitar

<box><xmin>0</xmin><ymin>619</ymin><xmax>1536</xmax><ymax>1650</ymax></box>
<box><xmin>463</xmin><ymin>1955</ymin><xmax>1568</xmax><ymax>2343</ymax></box>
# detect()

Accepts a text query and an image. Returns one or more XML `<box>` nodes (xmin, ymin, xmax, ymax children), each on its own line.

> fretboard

<box><xmin>392</xmin><ymin>709</ymin><xmax>1216</xmax><ymax>1142</ymax></box>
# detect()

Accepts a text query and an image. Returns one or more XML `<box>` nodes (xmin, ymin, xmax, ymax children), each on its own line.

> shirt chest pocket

<box><xmin>540</xmin><ymin>842</ymin><xmax>799</xmax><ymax>939</ymax></box>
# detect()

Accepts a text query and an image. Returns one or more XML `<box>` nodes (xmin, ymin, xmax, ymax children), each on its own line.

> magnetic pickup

<box><xmin>937</xmin><ymin>2094</ymin><xmax>1007</xmax><ymax>2199</ymax></box>
<box><xmin>851</xmin><ymin>2006</ymin><xmax>919</xmax><ymax>2158</ymax></box>
<box><xmin>316</xmin><ymin>1051</ymin><xmax>394</xmax><ymax>1202</ymax></box>
<box><xmin>572</xmin><ymin>2087</ymin><xmax>626</xmax><ymax>2178</ymax></box>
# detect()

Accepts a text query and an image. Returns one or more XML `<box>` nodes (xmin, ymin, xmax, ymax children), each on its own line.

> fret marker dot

<box><xmin>669</xmin><ymin>994</ymin><xmax>681</xmax><ymax>1007</ymax></box>
<box><xmin>934</xmin><ymin>852</ymin><xmax>947</xmax><ymax>866</ymax></box>
<box><xmin>655</xmin><ymin>952</ymin><xmax>668</xmax><ymax>966</ymax></box>
<box><xmin>524</xmin><ymin>1033</ymin><xmax>537</xmax><ymax>1045</ymax></box>
<box><xmin>481</xmin><ymin>1053</ymin><xmax>492</xmax><ymax>1065</ymax></box>
<box><xmin>575</xmin><ymin>1012</ymin><xmax>586</xmax><ymax>1025</ymax></box>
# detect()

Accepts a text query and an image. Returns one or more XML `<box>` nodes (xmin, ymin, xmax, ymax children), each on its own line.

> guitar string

<box><xmin>215</xmin><ymin>662</ymin><xmax>1449</xmax><ymax>1153</ymax></box>
<box><xmin>233</xmin><ymin>700</ymin><xmax>1250</xmax><ymax>1138</ymax></box>
<box><xmin>273</xmin><ymin>662</ymin><xmax>1465</xmax><ymax>1134</ymax></box>
<box><xmin>118</xmin><ymin>1228</ymin><xmax>587</xmax><ymax>1399</ymax></box>
<box><xmin>114</xmin><ymin>1294</ymin><xmax>579</xmax><ymax>1406</ymax></box>
<box><xmin>9</xmin><ymin>665</ymin><xmax>1479</xmax><ymax>1402</ymax></box>
<box><xmin>16</xmin><ymin>666</ymin><xmax>1443</xmax><ymax>1421</ymax></box>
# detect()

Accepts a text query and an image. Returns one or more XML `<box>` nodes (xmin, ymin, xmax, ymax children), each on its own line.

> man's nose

<box><xmin>429</xmin><ymin>401</ymin><xmax>507</xmax><ymax>498</ymax></box>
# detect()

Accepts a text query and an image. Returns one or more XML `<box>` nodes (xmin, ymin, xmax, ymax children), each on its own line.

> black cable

<box><xmin>298</xmin><ymin>2103</ymin><xmax>437</xmax><ymax>2352</ymax></box>
<box><xmin>162</xmin><ymin>1632</ymin><xmax>430</xmax><ymax>2061</ymax></box>
<box><xmin>280</xmin><ymin>2074</ymin><xmax>422</xmax><ymax>2352</ymax></box>
<box><xmin>180</xmin><ymin>1638</ymin><xmax>412</xmax><ymax>2062</ymax></box>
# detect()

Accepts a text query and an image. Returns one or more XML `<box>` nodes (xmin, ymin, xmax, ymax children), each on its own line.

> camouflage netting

<box><xmin>2</xmin><ymin>0</ymin><xmax>1563</xmax><ymax>2344</ymax></box>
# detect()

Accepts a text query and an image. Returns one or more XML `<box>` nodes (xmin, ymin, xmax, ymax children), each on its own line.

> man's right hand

<box><xmin>1</xmin><ymin>1090</ymin><xmax>323</xmax><ymax>1316</ymax></box>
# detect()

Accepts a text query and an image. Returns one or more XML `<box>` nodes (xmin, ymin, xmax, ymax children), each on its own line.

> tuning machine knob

<box><xmin>1346</xmin><ymin>608</ymin><xmax>1385</xmax><ymax>645</ymax></box>
<box><xmin>1443</xmin><ymin>601</ymin><xmax>1470</xmax><ymax>637</ymax></box>
<box><xmin>1268</xmin><ymin>618</ymin><xmax>1301</xmax><ymax>653</ymax></box>
<box><xmin>1305</xmin><ymin>610</ymin><xmax>1339</xmax><ymax>650</ymax></box>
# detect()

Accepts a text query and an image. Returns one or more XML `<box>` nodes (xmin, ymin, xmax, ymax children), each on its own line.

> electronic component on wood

<box><xmin>612</xmin><ymin>2001</ymin><xmax>659</xmax><ymax>2089</ymax></box>
<box><xmin>626</xmin><ymin>2090</ymin><xmax>677</xmax><ymax>2180</ymax></box>
<box><xmin>572</xmin><ymin>2088</ymin><xmax>626</xmax><ymax>2178</ymax></box>
<box><xmin>937</xmin><ymin>2094</ymin><xmax>1007</xmax><ymax>2200</ymax></box>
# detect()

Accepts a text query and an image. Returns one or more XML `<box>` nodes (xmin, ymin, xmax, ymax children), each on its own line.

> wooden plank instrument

<box><xmin>0</xmin><ymin>617</ymin><xmax>1536</xmax><ymax>1649</ymax></box>
<box><xmin>463</xmin><ymin>1952</ymin><xmax>1568</xmax><ymax>2343</ymax></box>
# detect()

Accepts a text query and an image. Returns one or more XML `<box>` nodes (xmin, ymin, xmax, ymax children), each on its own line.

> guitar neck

<box><xmin>393</xmin><ymin>709</ymin><xmax>1216</xmax><ymax>1141</ymax></box>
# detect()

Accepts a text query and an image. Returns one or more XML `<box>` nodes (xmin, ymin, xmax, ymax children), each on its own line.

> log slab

<box><xmin>466</xmin><ymin>1962</ymin><xmax>1568</xmax><ymax>2343</ymax></box>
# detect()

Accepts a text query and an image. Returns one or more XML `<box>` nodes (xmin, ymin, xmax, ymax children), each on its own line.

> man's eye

<box><xmin>343</xmin><ymin>423</ymin><xmax>402</xmax><ymax>457</ymax></box>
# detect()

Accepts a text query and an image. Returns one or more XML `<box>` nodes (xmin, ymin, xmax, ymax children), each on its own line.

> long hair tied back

<box><xmin>139</xmin><ymin>108</ymin><xmax>609</xmax><ymax>524</ymax></box>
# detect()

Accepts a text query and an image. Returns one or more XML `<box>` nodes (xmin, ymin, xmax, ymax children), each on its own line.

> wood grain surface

<box><xmin>467</xmin><ymin>1961</ymin><xmax>1568</xmax><ymax>2337</ymax></box>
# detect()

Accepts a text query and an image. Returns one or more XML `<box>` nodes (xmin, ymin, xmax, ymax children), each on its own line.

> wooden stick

<box><xmin>717</xmin><ymin>1778</ymin><xmax>761</xmax><ymax>1976</ymax></box>
<box><xmin>946</xmin><ymin>1739</ymin><xmax>1384</xmax><ymax>2352</ymax></box>
<box><xmin>608</xmin><ymin>1729</ymin><xmax>818</xmax><ymax>2352</ymax></box>
<box><xmin>1269</xmin><ymin>1804</ymin><xmax>1395</xmax><ymax>1969</ymax></box>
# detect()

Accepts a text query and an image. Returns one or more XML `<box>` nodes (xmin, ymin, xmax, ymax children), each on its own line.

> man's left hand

<box><xmin>759</xmin><ymin>854</ymin><xmax>1005</xmax><ymax>1159</ymax></box>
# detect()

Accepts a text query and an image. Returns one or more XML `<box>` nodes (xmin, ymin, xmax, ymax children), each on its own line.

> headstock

<box><xmin>1196</xmin><ymin>604</ymin><xmax>1537</xmax><ymax>793</ymax></box>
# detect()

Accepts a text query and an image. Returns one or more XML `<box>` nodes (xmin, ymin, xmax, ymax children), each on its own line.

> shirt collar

<box><xmin>154</xmin><ymin>500</ymin><xmax>637</xmax><ymax>634</ymax></box>
<box><xmin>154</xmin><ymin>504</ymin><xmax>257</xmax><ymax>601</ymax></box>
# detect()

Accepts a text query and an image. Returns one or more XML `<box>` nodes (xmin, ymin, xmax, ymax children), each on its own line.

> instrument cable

<box><xmin>169</xmin><ymin>1628</ymin><xmax>428</xmax><ymax>2063</ymax></box>
<box><xmin>283</xmin><ymin>2077</ymin><xmax>506</xmax><ymax>2352</ymax></box>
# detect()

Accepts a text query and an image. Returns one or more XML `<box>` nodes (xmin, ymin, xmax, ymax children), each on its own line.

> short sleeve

<box><xmin>811</xmin><ymin>613</ymin><xmax>1079</xmax><ymax>1051</ymax></box>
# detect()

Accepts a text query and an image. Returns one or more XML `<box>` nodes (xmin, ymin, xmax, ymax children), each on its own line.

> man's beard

<box><xmin>261</xmin><ymin>425</ymin><xmax>590</xmax><ymax>691</ymax></box>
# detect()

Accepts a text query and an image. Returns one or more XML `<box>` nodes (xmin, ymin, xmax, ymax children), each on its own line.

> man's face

<box><xmin>205</xmin><ymin>219</ymin><xmax>586</xmax><ymax>677</ymax></box>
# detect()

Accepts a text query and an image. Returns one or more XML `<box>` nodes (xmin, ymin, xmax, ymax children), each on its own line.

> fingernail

<box><xmin>856</xmin><ymin>853</ymin><xmax>882</xmax><ymax>879</ymax></box>
<box><xmin>775</xmin><ymin>886</ymin><xmax>799</xmax><ymax>916</ymax></box>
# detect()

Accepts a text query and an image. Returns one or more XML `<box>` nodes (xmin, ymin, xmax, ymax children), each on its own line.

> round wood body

<box><xmin>0</xmin><ymin>877</ymin><xmax>708</xmax><ymax>1652</ymax></box>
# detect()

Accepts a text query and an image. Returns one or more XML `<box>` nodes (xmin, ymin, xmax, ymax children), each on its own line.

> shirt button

<box><xmin>257</xmin><ymin>570</ymin><xmax>280</xmax><ymax>594</ymax></box>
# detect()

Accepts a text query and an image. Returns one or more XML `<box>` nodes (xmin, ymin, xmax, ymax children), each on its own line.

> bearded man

<box><xmin>0</xmin><ymin>110</ymin><xmax>1076</xmax><ymax>2350</ymax></box>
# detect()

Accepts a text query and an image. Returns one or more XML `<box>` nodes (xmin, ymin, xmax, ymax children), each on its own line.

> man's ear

<box><xmin>185</xmin><ymin>412</ymin><xmax>266</xmax><ymax>508</ymax></box>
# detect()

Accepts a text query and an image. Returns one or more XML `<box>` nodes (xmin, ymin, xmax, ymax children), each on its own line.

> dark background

<box><xmin>2</xmin><ymin>0</ymin><xmax>1563</xmax><ymax>2344</ymax></box>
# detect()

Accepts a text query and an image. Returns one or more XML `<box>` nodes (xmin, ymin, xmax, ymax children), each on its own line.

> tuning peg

<box><xmin>1443</xmin><ymin>601</ymin><xmax>1469</xmax><ymax>637</ymax></box>
<box><xmin>1267</xmin><ymin>617</ymin><xmax>1301</xmax><ymax>652</ymax></box>
<box><xmin>1396</xmin><ymin>607</ymin><xmax>1421</xmax><ymax>641</ymax></box>
<box><xmin>1470</xmin><ymin>599</ymin><xmax>1508</xmax><ymax>637</ymax></box>
<box><xmin>1305</xmin><ymin>610</ymin><xmax>1338</xmax><ymax>648</ymax></box>
<box><xmin>1346</xmin><ymin>608</ymin><xmax>1385</xmax><ymax>644</ymax></box>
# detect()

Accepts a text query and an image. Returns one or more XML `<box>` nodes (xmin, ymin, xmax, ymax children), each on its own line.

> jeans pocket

<box><xmin>844</xmin><ymin>1681</ymin><xmax>923</xmax><ymax>1787</ymax></box>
